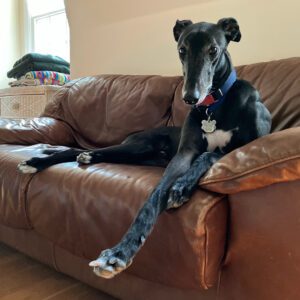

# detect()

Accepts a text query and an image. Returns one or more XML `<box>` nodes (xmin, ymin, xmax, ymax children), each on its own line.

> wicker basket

<box><xmin>0</xmin><ymin>86</ymin><xmax>61</xmax><ymax>118</ymax></box>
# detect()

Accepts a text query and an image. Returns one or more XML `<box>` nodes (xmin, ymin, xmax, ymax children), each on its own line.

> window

<box><xmin>25</xmin><ymin>0</ymin><xmax>70</xmax><ymax>61</ymax></box>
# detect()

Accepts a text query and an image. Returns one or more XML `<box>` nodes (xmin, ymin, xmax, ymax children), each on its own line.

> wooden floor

<box><xmin>0</xmin><ymin>243</ymin><xmax>116</xmax><ymax>300</ymax></box>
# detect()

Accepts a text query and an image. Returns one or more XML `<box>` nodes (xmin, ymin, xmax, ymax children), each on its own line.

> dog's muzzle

<box><xmin>183</xmin><ymin>90</ymin><xmax>200</xmax><ymax>105</ymax></box>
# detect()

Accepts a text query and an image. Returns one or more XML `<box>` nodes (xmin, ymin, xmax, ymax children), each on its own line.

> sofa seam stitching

<box><xmin>51</xmin><ymin>243</ymin><xmax>60</xmax><ymax>271</ymax></box>
<box><xmin>202</xmin><ymin>194</ymin><xmax>226</xmax><ymax>289</ymax></box>
<box><xmin>166</xmin><ymin>78</ymin><xmax>182</xmax><ymax>126</ymax></box>
<box><xmin>22</xmin><ymin>174</ymin><xmax>36</xmax><ymax>229</ymax></box>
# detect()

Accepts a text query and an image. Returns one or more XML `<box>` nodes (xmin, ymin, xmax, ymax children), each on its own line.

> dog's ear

<box><xmin>173</xmin><ymin>19</ymin><xmax>193</xmax><ymax>42</ymax></box>
<box><xmin>217</xmin><ymin>18</ymin><xmax>241</xmax><ymax>43</ymax></box>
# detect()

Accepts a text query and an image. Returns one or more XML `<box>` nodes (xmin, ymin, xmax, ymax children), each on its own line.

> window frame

<box><xmin>23</xmin><ymin>2</ymin><xmax>69</xmax><ymax>60</ymax></box>
<box><xmin>31</xmin><ymin>9</ymin><xmax>68</xmax><ymax>56</ymax></box>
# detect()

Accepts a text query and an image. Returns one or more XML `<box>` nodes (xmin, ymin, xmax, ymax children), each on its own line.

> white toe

<box><xmin>77</xmin><ymin>152</ymin><xmax>92</xmax><ymax>164</ymax></box>
<box><xmin>89</xmin><ymin>253</ymin><xmax>129</xmax><ymax>279</ymax></box>
<box><xmin>17</xmin><ymin>162</ymin><xmax>38</xmax><ymax>174</ymax></box>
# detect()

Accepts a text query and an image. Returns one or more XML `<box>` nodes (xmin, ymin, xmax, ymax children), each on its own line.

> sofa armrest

<box><xmin>0</xmin><ymin>117</ymin><xmax>75</xmax><ymax>146</ymax></box>
<box><xmin>221</xmin><ymin>180</ymin><xmax>300</xmax><ymax>299</ymax></box>
<box><xmin>200</xmin><ymin>127</ymin><xmax>300</xmax><ymax>193</ymax></box>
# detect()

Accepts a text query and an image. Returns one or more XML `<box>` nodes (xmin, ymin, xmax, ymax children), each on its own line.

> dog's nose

<box><xmin>183</xmin><ymin>90</ymin><xmax>200</xmax><ymax>105</ymax></box>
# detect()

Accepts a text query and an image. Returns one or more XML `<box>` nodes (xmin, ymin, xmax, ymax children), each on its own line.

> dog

<box><xmin>17</xmin><ymin>17</ymin><xmax>271</xmax><ymax>279</ymax></box>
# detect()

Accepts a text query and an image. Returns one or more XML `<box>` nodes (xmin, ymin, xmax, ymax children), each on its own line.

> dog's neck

<box><xmin>212</xmin><ymin>50</ymin><xmax>233</xmax><ymax>92</ymax></box>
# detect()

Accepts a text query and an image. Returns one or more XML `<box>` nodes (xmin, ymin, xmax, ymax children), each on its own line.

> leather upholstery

<box><xmin>0</xmin><ymin>57</ymin><xmax>300</xmax><ymax>299</ymax></box>
<box><xmin>0</xmin><ymin>144</ymin><xmax>47</xmax><ymax>228</ymax></box>
<box><xmin>0</xmin><ymin>223</ymin><xmax>218</xmax><ymax>300</ymax></box>
<box><xmin>26</xmin><ymin>160</ymin><xmax>227</xmax><ymax>289</ymax></box>
<box><xmin>201</xmin><ymin>126</ymin><xmax>300</xmax><ymax>193</ymax></box>
<box><xmin>220</xmin><ymin>180</ymin><xmax>300</xmax><ymax>300</ymax></box>
<box><xmin>237</xmin><ymin>57</ymin><xmax>300</xmax><ymax>132</ymax></box>
<box><xmin>0</xmin><ymin>117</ymin><xmax>75</xmax><ymax>146</ymax></box>
<box><xmin>43</xmin><ymin>75</ymin><xmax>182</xmax><ymax>148</ymax></box>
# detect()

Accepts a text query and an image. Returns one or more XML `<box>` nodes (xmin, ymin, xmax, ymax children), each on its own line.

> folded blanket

<box><xmin>9</xmin><ymin>77</ymin><xmax>69</xmax><ymax>87</ymax></box>
<box><xmin>13</xmin><ymin>53</ymin><xmax>69</xmax><ymax>68</ymax></box>
<box><xmin>23</xmin><ymin>71</ymin><xmax>71</xmax><ymax>85</ymax></box>
<box><xmin>7</xmin><ymin>61</ymin><xmax>70</xmax><ymax>79</ymax></box>
<box><xmin>9</xmin><ymin>79</ymin><xmax>42</xmax><ymax>87</ymax></box>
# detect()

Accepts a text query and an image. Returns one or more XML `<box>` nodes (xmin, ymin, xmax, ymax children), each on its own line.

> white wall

<box><xmin>0</xmin><ymin>0</ymin><xmax>21</xmax><ymax>88</ymax></box>
<box><xmin>65</xmin><ymin>0</ymin><xmax>300</xmax><ymax>79</ymax></box>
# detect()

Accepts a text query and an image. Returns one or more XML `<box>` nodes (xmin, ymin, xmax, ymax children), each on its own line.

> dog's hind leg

<box><xmin>18</xmin><ymin>127</ymin><xmax>180</xmax><ymax>173</ymax></box>
<box><xmin>17</xmin><ymin>141</ymin><xmax>160</xmax><ymax>174</ymax></box>
<box><xmin>17</xmin><ymin>148</ymin><xmax>84</xmax><ymax>173</ymax></box>
<box><xmin>77</xmin><ymin>142</ymin><xmax>166</xmax><ymax>166</ymax></box>
<box><xmin>77</xmin><ymin>127</ymin><xmax>180</xmax><ymax>167</ymax></box>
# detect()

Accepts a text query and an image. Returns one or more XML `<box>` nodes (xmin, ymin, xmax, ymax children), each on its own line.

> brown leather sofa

<box><xmin>0</xmin><ymin>57</ymin><xmax>300</xmax><ymax>300</ymax></box>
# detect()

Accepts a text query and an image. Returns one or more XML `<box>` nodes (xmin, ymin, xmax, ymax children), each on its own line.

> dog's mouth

<box><xmin>183</xmin><ymin>93</ymin><xmax>208</xmax><ymax>106</ymax></box>
<box><xmin>195</xmin><ymin>97</ymin><xmax>207</xmax><ymax>106</ymax></box>
<box><xmin>183</xmin><ymin>86</ymin><xmax>212</xmax><ymax>106</ymax></box>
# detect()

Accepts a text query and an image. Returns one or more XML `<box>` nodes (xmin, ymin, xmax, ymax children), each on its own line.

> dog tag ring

<box><xmin>201</xmin><ymin>109</ymin><xmax>217</xmax><ymax>133</ymax></box>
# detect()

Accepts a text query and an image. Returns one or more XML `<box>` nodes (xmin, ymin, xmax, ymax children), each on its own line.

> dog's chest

<box><xmin>203</xmin><ymin>129</ymin><xmax>234</xmax><ymax>152</ymax></box>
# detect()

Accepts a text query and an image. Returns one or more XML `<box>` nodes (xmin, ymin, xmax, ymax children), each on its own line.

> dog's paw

<box><xmin>76</xmin><ymin>152</ymin><xmax>92</xmax><ymax>164</ymax></box>
<box><xmin>167</xmin><ymin>182</ymin><xmax>190</xmax><ymax>209</ymax></box>
<box><xmin>17</xmin><ymin>161</ymin><xmax>38</xmax><ymax>174</ymax></box>
<box><xmin>89</xmin><ymin>248</ymin><xmax>132</xmax><ymax>279</ymax></box>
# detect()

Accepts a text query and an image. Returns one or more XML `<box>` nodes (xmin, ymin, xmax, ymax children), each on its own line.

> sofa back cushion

<box><xmin>238</xmin><ymin>57</ymin><xmax>300</xmax><ymax>132</ymax></box>
<box><xmin>169</xmin><ymin>57</ymin><xmax>300</xmax><ymax>132</ymax></box>
<box><xmin>44</xmin><ymin>75</ymin><xmax>181</xmax><ymax>148</ymax></box>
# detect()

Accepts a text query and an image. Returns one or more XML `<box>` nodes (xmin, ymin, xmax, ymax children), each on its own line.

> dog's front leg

<box><xmin>89</xmin><ymin>152</ymin><xmax>196</xmax><ymax>278</ymax></box>
<box><xmin>89</xmin><ymin>110</ymin><xmax>204</xmax><ymax>278</ymax></box>
<box><xmin>168</xmin><ymin>152</ymin><xmax>223</xmax><ymax>209</ymax></box>
<box><xmin>89</xmin><ymin>187</ymin><xmax>162</xmax><ymax>278</ymax></box>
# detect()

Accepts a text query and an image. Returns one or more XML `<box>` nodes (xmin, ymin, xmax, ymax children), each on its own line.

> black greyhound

<box><xmin>18</xmin><ymin>18</ymin><xmax>271</xmax><ymax>279</ymax></box>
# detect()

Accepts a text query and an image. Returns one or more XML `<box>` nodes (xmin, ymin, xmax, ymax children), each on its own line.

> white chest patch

<box><xmin>203</xmin><ymin>130</ymin><xmax>233</xmax><ymax>152</ymax></box>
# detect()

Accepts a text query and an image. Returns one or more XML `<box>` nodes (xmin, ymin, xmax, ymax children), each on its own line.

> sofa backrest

<box><xmin>169</xmin><ymin>57</ymin><xmax>300</xmax><ymax>132</ymax></box>
<box><xmin>44</xmin><ymin>57</ymin><xmax>300</xmax><ymax>148</ymax></box>
<box><xmin>44</xmin><ymin>75</ymin><xmax>181</xmax><ymax>148</ymax></box>
<box><xmin>238</xmin><ymin>57</ymin><xmax>300</xmax><ymax>132</ymax></box>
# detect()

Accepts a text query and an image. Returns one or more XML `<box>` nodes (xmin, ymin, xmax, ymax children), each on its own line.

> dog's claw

<box><xmin>76</xmin><ymin>152</ymin><xmax>92</xmax><ymax>164</ymax></box>
<box><xmin>89</xmin><ymin>248</ymin><xmax>132</xmax><ymax>279</ymax></box>
<box><xmin>167</xmin><ymin>182</ymin><xmax>189</xmax><ymax>209</ymax></box>
<box><xmin>17</xmin><ymin>161</ymin><xmax>38</xmax><ymax>174</ymax></box>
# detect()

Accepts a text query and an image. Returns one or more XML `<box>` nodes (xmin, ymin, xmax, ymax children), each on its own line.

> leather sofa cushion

<box><xmin>237</xmin><ymin>57</ymin><xmax>300</xmax><ymax>132</ymax></box>
<box><xmin>43</xmin><ymin>75</ymin><xmax>182</xmax><ymax>149</ymax></box>
<box><xmin>0</xmin><ymin>144</ymin><xmax>50</xmax><ymax>229</ymax></box>
<box><xmin>26</xmin><ymin>160</ymin><xmax>227</xmax><ymax>290</ymax></box>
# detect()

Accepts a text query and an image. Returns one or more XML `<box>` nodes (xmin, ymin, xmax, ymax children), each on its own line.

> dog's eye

<box><xmin>178</xmin><ymin>47</ymin><xmax>186</xmax><ymax>55</ymax></box>
<box><xmin>209</xmin><ymin>46</ymin><xmax>218</xmax><ymax>56</ymax></box>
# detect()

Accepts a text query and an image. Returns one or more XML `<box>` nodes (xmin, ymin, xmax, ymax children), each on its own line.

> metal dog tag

<box><xmin>201</xmin><ymin>109</ymin><xmax>216</xmax><ymax>133</ymax></box>
<box><xmin>201</xmin><ymin>119</ymin><xmax>216</xmax><ymax>133</ymax></box>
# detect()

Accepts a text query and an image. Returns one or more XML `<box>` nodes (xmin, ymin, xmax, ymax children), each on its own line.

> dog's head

<box><xmin>173</xmin><ymin>18</ymin><xmax>241</xmax><ymax>105</ymax></box>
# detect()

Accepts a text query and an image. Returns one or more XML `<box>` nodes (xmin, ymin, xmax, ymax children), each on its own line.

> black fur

<box><xmin>17</xmin><ymin>18</ymin><xmax>271</xmax><ymax>278</ymax></box>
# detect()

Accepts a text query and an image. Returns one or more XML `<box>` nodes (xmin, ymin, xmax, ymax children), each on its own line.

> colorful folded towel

<box><xmin>23</xmin><ymin>71</ymin><xmax>71</xmax><ymax>85</ymax></box>
<box><xmin>13</xmin><ymin>53</ymin><xmax>69</xmax><ymax>68</ymax></box>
